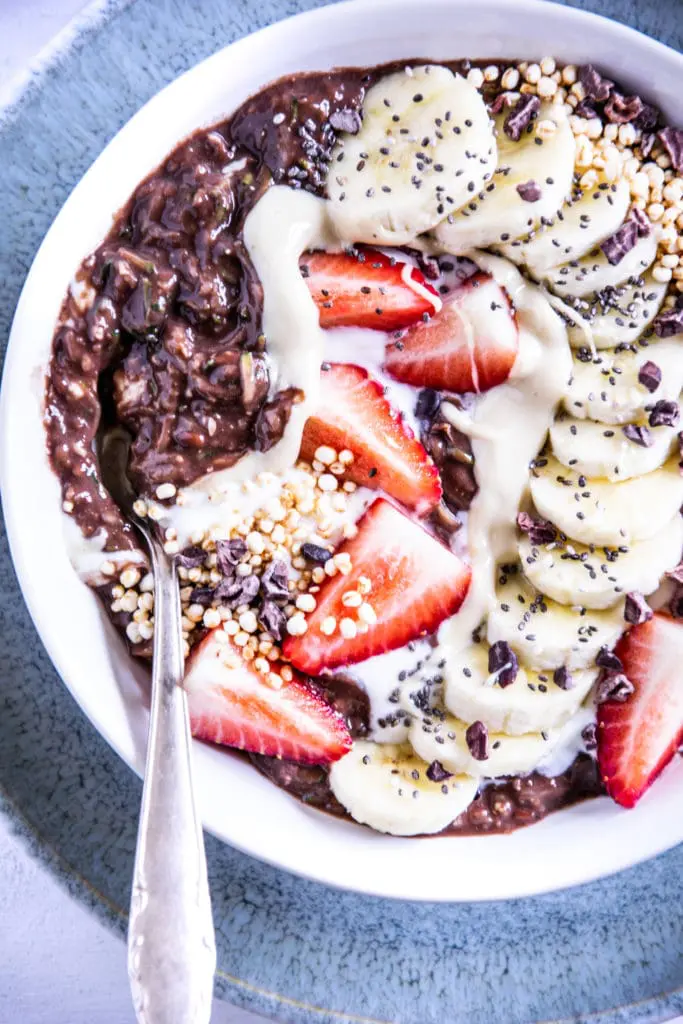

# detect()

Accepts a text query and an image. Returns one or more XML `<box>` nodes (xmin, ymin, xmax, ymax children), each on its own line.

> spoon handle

<box><xmin>128</xmin><ymin>540</ymin><xmax>216</xmax><ymax>1024</ymax></box>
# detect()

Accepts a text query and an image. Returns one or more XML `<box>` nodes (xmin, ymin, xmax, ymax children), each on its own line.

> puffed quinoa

<box><xmin>483</xmin><ymin>64</ymin><xmax>499</xmax><ymax>82</ymax></box>
<box><xmin>239</xmin><ymin>610</ymin><xmax>259</xmax><ymax>633</ymax></box>
<box><xmin>286</xmin><ymin>612</ymin><xmax>308</xmax><ymax>636</ymax></box>
<box><xmin>467</xmin><ymin>67</ymin><xmax>484</xmax><ymax>88</ymax></box>
<box><xmin>357</xmin><ymin>576</ymin><xmax>372</xmax><ymax>595</ymax></box>
<box><xmin>536</xmin><ymin>119</ymin><xmax>557</xmax><ymax>141</ymax></box>
<box><xmin>339</xmin><ymin>618</ymin><xmax>358</xmax><ymax>639</ymax></box>
<box><xmin>358</xmin><ymin>603</ymin><xmax>377</xmax><ymax>625</ymax></box>
<box><xmin>314</xmin><ymin>445</ymin><xmax>337</xmax><ymax>465</ymax></box>
<box><xmin>126</xmin><ymin>621</ymin><xmax>141</xmax><ymax>644</ymax></box>
<box><xmin>653</xmin><ymin>265</ymin><xmax>673</xmax><ymax>283</ymax></box>
<box><xmin>296</xmin><ymin>593</ymin><xmax>317</xmax><ymax>612</ymax></box>
<box><xmin>501</xmin><ymin>67</ymin><xmax>519</xmax><ymax>91</ymax></box>
<box><xmin>320</xmin><ymin>616</ymin><xmax>337</xmax><ymax>636</ymax></box>
<box><xmin>537</xmin><ymin>76</ymin><xmax>557</xmax><ymax>100</ymax></box>
<box><xmin>524</xmin><ymin>63</ymin><xmax>541</xmax><ymax>85</ymax></box>
<box><xmin>341</xmin><ymin>590</ymin><xmax>362</xmax><ymax>608</ymax></box>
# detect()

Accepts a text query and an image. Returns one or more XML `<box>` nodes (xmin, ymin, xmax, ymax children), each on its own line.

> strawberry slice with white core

<box><xmin>383</xmin><ymin>272</ymin><xmax>519</xmax><ymax>393</ymax></box>
<box><xmin>597</xmin><ymin>613</ymin><xmax>683</xmax><ymax>808</ymax></box>
<box><xmin>283</xmin><ymin>497</ymin><xmax>471</xmax><ymax>674</ymax></box>
<box><xmin>300</xmin><ymin>363</ymin><xmax>442</xmax><ymax>515</ymax></box>
<box><xmin>185</xmin><ymin>630</ymin><xmax>352</xmax><ymax>764</ymax></box>
<box><xmin>301</xmin><ymin>249</ymin><xmax>441</xmax><ymax>331</ymax></box>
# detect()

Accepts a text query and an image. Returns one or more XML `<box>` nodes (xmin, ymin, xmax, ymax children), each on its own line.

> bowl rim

<box><xmin>3</xmin><ymin>0</ymin><xmax>683</xmax><ymax>902</ymax></box>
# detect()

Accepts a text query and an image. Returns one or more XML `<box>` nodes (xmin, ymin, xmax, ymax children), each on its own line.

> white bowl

<box><xmin>2</xmin><ymin>0</ymin><xmax>683</xmax><ymax>902</ymax></box>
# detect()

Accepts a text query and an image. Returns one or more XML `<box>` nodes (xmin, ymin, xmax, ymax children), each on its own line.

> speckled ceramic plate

<box><xmin>1</xmin><ymin>0</ymin><xmax>683</xmax><ymax>1019</ymax></box>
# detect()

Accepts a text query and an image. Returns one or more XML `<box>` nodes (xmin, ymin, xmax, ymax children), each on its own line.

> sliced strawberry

<box><xmin>597</xmin><ymin>613</ymin><xmax>683</xmax><ymax>808</ymax></box>
<box><xmin>300</xmin><ymin>363</ymin><xmax>441</xmax><ymax>516</ymax></box>
<box><xmin>301</xmin><ymin>249</ymin><xmax>440</xmax><ymax>331</ymax></box>
<box><xmin>283</xmin><ymin>497</ymin><xmax>471</xmax><ymax>674</ymax></box>
<box><xmin>384</xmin><ymin>272</ymin><xmax>519</xmax><ymax>393</ymax></box>
<box><xmin>185</xmin><ymin>630</ymin><xmax>352</xmax><ymax>764</ymax></box>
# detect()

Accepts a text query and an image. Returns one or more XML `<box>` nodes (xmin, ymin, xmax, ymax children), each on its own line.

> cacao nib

<box><xmin>596</xmin><ymin>646</ymin><xmax>623</xmax><ymax>672</ymax></box>
<box><xmin>658</xmin><ymin>126</ymin><xmax>683</xmax><ymax>172</ymax></box>
<box><xmin>189</xmin><ymin>586</ymin><xmax>216</xmax><ymax>607</ymax></box>
<box><xmin>578</xmin><ymin>64</ymin><xmax>613</xmax><ymax>102</ymax></box>
<box><xmin>175</xmin><ymin>545</ymin><xmax>207</xmax><ymax>569</ymax></box>
<box><xmin>516</xmin><ymin>511</ymin><xmax>558</xmax><ymax>545</ymax></box>
<box><xmin>624</xmin><ymin>592</ymin><xmax>653</xmax><ymax>625</ymax></box>
<box><xmin>301</xmin><ymin>542</ymin><xmax>333</xmax><ymax>563</ymax></box>
<box><xmin>596</xmin><ymin>671</ymin><xmax>635</xmax><ymax>704</ymax></box>
<box><xmin>488</xmin><ymin>640</ymin><xmax>519</xmax><ymax>687</ymax></box>
<box><xmin>653</xmin><ymin>305</ymin><xmax>683</xmax><ymax>339</ymax></box>
<box><xmin>260</xmin><ymin>558</ymin><xmax>290</xmax><ymax>600</ymax></box>
<box><xmin>648</xmin><ymin>400</ymin><xmax>680</xmax><ymax>428</ymax></box>
<box><xmin>465</xmin><ymin>720</ymin><xmax>489</xmax><ymax>761</ymax></box>
<box><xmin>259</xmin><ymin>600</ymin><xmax>287</xmax><ymax>641</ymax></box>
<box><xmin>600</xmin><ymin>218</ymin><xmax>639</xmax><ymax>265</ymax></box>
<box><xmin>504</xmin><ymin>94</ymin><xmax>541</xmax><ymax>142</ymax></box>
<box><xmin>582</xmin><ymin>723</ymin><xmax>598</xmax><ymax>751</ymax></box>
<box><xmin>634</xmin><ymin>103</ymin><xmax>660</xmax><ymax>132</ymax></box>
<box><xmin>426</xmin><ymin>760</ymin><xmax>453</xmax><ymax>782</ymax></box>
<box><xmin>604</xmin><ymin>92</ymin><xmax>643</xmax><ymax>124</ymax></box>
<box><xmin>516</xmin><ymin>180</ymin><xmax>542</xmax><ymax>202</ymax></box>
<box><xmin>637</xmin><ymin>360</ymin><xmax>661</xmax><ymax>393</ymax></box>
<box><xmin>629</xmin><ymin>206</ymin><xmax>651</xmax><ymax>237</ymax></box>
<box><xmin>574</xmin><ymin>98</ymin><xmax>598</xmax><ymax>120</ymax></box>
<box><xmin>490</xmin><ymin>92</ymin><xmax>515</xmax><ymax>115</ymax></box>
<box><xmin>666</xmin><ymin>562</ymin><xmax>683</xmax><ymax>584</ymax></box>
<box><xmin>215</xmin><ymin>537</ymin><xmax>247</xmax><ymax>575</ymax></box>
<box><xmin>622</xmin><ymin>423</ymin><xmax>653</xmax><ymax>447</ymax></box>
<box><xmin>214</xmin><ymin>573</ymin><xmax>260</xmax><ymax>606</ymax></box>
<box><xmin>553</xmin><ymin>666</ymin><xmax>574</xmax><ymax>691</ymax></box>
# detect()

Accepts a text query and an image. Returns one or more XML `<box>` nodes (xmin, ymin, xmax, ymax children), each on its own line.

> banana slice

<box><xmin>544</xmin><ymin>231</ymin><xmax>657</xmax><ymax>299</ymax></box>
<box><xmin>550</xmin><ymin>413</ymin><xmax>677</xmax><ymax>481</ymax></box>
<box><xmin>502</xmin><ymin>176</ymin><xmax>631</xmax><ymax>275</ymax></box>
<box><xmin>566</xmin><ymin>273</ymin><xmax>668</xmax><ymax>349</ymax></box>
<box><xmin>434</xmin><ymin>103</ymin><xmax>575</xmax><ymax>252</ymax></box>
<box><xmin>529</xmin><ymin>455</ymin><xmax>683</xmax><ymax>546</ymax></box>
<box><xmin>408</xmin><ymin>711</ymin><xmax>560</xmax><ymax>777</ymax></box>
<box><xmin>442</xmin><ymin>642</ymin><xmax>598</xmax><ymax>735</ymax></box>
<box><xmin>326</xmin><ymin>65</ymin><xmax>496</xmax><ymax>246</ymax></box>
<box><xmin>519</xmin><ymin>513</ymin><xmax>683</xmax><ymax>609</ymax></box>
<box><xmin>563</xmin><ymin>339</ymin><xmax>683</xmax><ymax>424</ymax></box>
<box><xmin>328</xmin><ymin>740</ymin><xmax>479</xmax><ymax>836</ymax></box>
<box><xmin>486</xmin><ymin>568</ymin><xmax>625</xmax><ymax>669</ymax></box>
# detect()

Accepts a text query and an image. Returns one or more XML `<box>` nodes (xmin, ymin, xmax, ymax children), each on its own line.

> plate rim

<box><xmin>3</xmin><ymin>0</ymin><xmax>683</xmax><ymax>905</ymax></box>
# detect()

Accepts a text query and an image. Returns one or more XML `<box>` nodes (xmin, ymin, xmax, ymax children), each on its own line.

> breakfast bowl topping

<box><xmin>44</xmin><ymin>51</ymin><xmax>683</xmax><ymax>837</ymax></box>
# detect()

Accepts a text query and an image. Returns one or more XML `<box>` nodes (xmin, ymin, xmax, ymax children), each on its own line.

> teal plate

<box><xmin>1</xmin><ymin>1</ymin><xmax>683</xmax><ymax>1020</ymax></box>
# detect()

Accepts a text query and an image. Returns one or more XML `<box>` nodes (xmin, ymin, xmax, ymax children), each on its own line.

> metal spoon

<box><xmin>101</xmin><ymin>430</ymin><xmax>216</xmax><ymax>1024</ymax></box>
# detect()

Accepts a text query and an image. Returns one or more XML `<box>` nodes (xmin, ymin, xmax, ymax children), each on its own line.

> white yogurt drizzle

<box><xmin>437</xmin><ymin>251</ymin><xmax>572</xmax><ymax>657</ymax></box>
<box><xmin>191</xmin><ymin>186</ymin><xmax>335</xmax><ymax>493</ymax></box>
